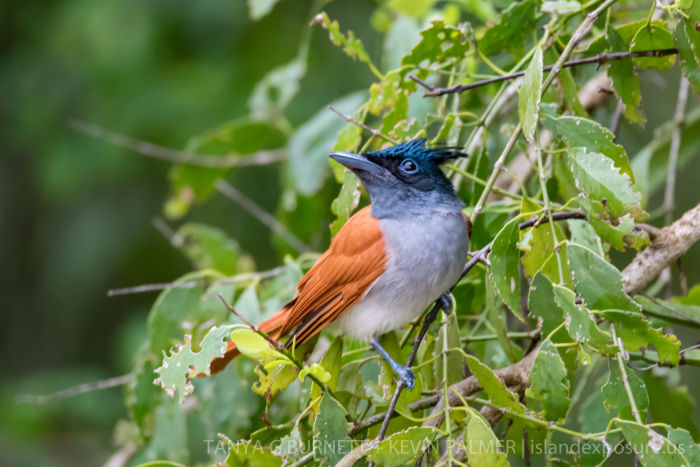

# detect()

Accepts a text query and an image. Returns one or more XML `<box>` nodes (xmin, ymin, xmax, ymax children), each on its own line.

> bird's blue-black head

<box><xmin>330</xmin><ymin>139</ymin><xmax>467</xmax><ymax>217</ymax></box>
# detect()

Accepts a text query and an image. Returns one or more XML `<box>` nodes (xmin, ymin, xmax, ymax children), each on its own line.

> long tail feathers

<box><xmin>209</xmin><ymin>310</ymin><xmax>288</xmax><ymax>375</ymax></box>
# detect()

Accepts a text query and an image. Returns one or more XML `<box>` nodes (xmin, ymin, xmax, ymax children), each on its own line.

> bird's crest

<box><xmin>365</xmin><ymin>138</ymin><xmax>466</xmax><ymax>163</ymax></box>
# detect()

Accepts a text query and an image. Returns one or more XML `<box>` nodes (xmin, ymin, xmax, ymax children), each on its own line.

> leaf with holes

<box><xmin>603</xmin><ymin>310</ymin><xmax>680</xmax><ymax>365</ymax></box>
<box><xmin>526</xmin><ymin>339</ymin><xmax>570</xmax><ymax>421</ymax></box>
<box><xmin>552</xmin><ymin>285</ymin><xmax>610</xmax><ymax>351</ymax></box>
<box><xmin>313</xmin><ymin>394</ymin><xmax>351</xmax><ymax>465</ymax></box>
<box><xmin>602</xmin><ymin>361</ymin><xmax>648</xmax><ymax>421</ymax></box>
<box><xmin>618</xmin><ymin>421</ymin><xmax>691</xmax><ymax>467</ymax></box>
<box><xmin>154</xmin><ymin>325</ymin><xmax>236</xmax><ymax>403</ymax></box>
<box><xmin>365</xmin><ymin>427</ymin><xmax>438</xmax><ymax>465</ymax></box>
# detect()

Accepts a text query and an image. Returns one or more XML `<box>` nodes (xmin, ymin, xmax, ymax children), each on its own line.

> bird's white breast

<box><xmin>330</xmin><ymin>210</ymin><xmax>469</xmax><ymax>341</ymax></box>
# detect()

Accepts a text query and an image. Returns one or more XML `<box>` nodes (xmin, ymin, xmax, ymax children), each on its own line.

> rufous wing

<box><xmin>209</xmin><ymin>206</ymin><xmax>387</xmax><ymax>374</ymax></box>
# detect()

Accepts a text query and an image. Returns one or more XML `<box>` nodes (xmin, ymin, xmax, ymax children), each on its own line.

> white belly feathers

<box><xmin>330</xmin><ymin>211</ymin><xmax>469</xmax><ymax>341</ymax></box>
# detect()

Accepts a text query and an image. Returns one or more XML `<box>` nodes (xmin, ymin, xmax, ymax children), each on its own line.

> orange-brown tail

<box><xmin>209</xmin><ymin>309</ymin><xmax>288</xmax><ymax>374</ymax></box>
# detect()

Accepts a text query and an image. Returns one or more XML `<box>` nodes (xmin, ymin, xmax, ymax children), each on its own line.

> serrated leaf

<box><xmin>313</xmin><ymin>394</ymin><xmax>351</xmax><ymax>465</ymax></box>
<box><xmin>401</xmin><ymin>20</ymin><xmax>471</xmax><ymax>75</ymax></box>
<box><xmin>542</xmin><ymin>114</ymin><xmax>634</xmax><ymax>181</ymax></box>
<box><xmin>287</xmin><ymin>92</ymin><xmax>366</xmax><ymax>196</ymax></box>
<box><xmin>567</xmin><ymin>242</ymin><xmax>640</xmax><ymax>312</ymax></box>
<box><xmin>519</xmin><ymin>46</ymin><xmax>543</xmax><ymax>142</ymax></box>
<box><xmin>603</xmin><ymin>310</ymin><xmax>680</xmax><ymax>365</ymax></box>
<box><xmin>552</xmin><ymin>285</ymin><xmax>610</xmax><ymax>351</ymax></box>
<box><xmin>567</xmin><ymin>148</ymin><xmax>643</xmax><ymax>219</ymax></box>
<box><xmin>465</xmin><ymin>411</ymin><xmax>509</xmax><ymax>466</ymax></box>
<box><xmin>578</xmin><ymin>196</ymin><xmax>649</xmax><ymax>251</ymax></box>
<box><xmin>619</xmin><ymin>421</ymin><xmax>690</xmax><ymax>467</ymax></box>
<box><xmin>489</xmin><ymin>219</ymin><xmax>523</xmax><ymax>320</ymax></box>
<box><xmin>630</xmin><ymin>25</ymin><xmax>676</xmax><ymax>70</ymax></box>
<box><xmin>602</xmin><ymin>361</ymin><xmax>648</xmax><ymax>421</ymax></box>
<box><xmin>463</xmin><ymin>354</ymin><xmax>527</xmax><ymax>414</ymax></box>
<box><xmin>154</xmin><ymin>325</ymin><xmax>235</xmax><ymax>403</ymax></box>
<box><xmin>526</xmin><ymin>339</ymin><xmax>570</xmax><ymax>421</ymax></box>
<box><xmin>675</xmin><ymin>18</ymin><xmax>700</xmax><ymax>94</ymax></box>
<box><xmin>606</xmin><ymin>23</ymin><xmax>644</xmax><ymax>124</ymax></box>
<box><xmin>311</xmin><ymin>12</ymin><xmax>379</xmax><ymax>75</ymax></box>
<box><xmin>479</xmin><ymin>0</ymin><xmax>536</xmax><ymax>58</ymax></box>
<box><xmin>365</xmin><ymin>426</ymin><xmax>437</xmax><ymax>465</ymax></box>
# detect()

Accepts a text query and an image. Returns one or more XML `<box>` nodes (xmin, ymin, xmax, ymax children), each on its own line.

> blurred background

<box><xmin>1</xmin><ymin>0</ymin><xmax>698</xmax><ymax>466</ymax></box>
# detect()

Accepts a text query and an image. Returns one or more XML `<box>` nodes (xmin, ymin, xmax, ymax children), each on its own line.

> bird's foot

<box><xmin>439</xmin><ymin>292</ymin><xmax>453</xmax><ymax>314</ymax></box>
<box><xmin>392</xmin><ymin>363</ymin><xmax>417</xmax><ymax>391</ymax></box>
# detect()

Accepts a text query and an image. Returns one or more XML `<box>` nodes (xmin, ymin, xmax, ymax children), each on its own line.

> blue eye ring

<box><xmin>400</xmin><ymin>158</ymin><xmax>419</xmax><ymax>174</ymax></box>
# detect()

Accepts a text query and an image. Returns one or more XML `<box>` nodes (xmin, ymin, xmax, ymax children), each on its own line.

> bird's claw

<box><xmin>394</xmin><ymin>365</ymin><xmax>417</xmax><ymax>391</ymax></box>
<box><xmin>439</xmin><ymin>293</ymin><xmax>453</xmax><ymax>314</ymax></box>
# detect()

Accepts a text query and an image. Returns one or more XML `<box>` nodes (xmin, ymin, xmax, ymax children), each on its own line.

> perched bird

<box><xmin>210</xmin><ymin>139</ymin><xmax>470</xmax><ymax>390</ymax></box>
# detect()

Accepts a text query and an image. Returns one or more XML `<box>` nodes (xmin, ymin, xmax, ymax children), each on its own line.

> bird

<box><xmin>210</xmin><ymin>139</ymin><xmax>471</xmax><ymax>390</ymax></box>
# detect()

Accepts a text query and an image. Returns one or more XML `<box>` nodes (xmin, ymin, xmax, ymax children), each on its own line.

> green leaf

<box><xmin>435</xmin><ymin>311</ymin><xmax>467</xmax><ymax>384</ymax></box>
<box><xmin>465</xmin><ymin>411</ymin><xmax>509</xmax><ymax>466</ymax></box>
<box><xmin>567</xmin><ymin>148</ymin><xmax>644</xmax><ymax>219</ymax></box>
<box><xmin>486</xmin><ymin>273</ymin><xmax>524</xmax><ymax>363</ymax></box>
<box><xmin>519</xmin><ymin>46</ymin><xmax>543</xmax><ymax>142</ymax></box>
<box><xmin>606</xmin><ymin>23</ymin><xmax>644</xmax><ymax>124</ymax></box>
<box><xmin>249</xmin><ymin>58</ymin><xmax>306</xmax><ymax>121</ymax></box>
<box><xmin>566</xmin><ymin>243</ymin><xmax>640</xmax><ymax>312</ymax></box>
<box><xmin>287</xmin><ymin>92</ymin><xmax>366</xmax><ymax>196</ymax></box>
<box><xmin>619</xmin><ymin>420</ymin><xmax>690</xmax><ymax>467</ymax></box>
<box><xmin>310</xmin><ymin>12</ymin><xmax>379</xmax><ymax>76</ymax></box>
<box><xmin>463</xmin><ymin>354</ymin><xmax>527</xmax><ymax>414</ymax></box>
<box><xmin>313</xmin><ymin>394</ymin><xmax>351</xmax><ymax>465</ymax></box>
<box><xmin>479</xmin><ymin>0</ymin><xmax>536</xmax><ymax>58</ymax></box>
<box><xmin>299</xmin><ymin>363</ymin><xmax>332</xmax><ymax>384</ymax></box>
<box><xmin>630</xmin><ymin>25</ymin><xmax>676</xmax><ymax>70</ymax></box>
<box><xmin>135</xmin><ymin>462</ymin><xmax>187</xmax><ymax>467</ymax></box>
<box><xmin>230</xmin><ymin>328</ymin><xmax>284</xmax><ymax>360</ymax></box>
<box><xmin>226</xmin><ymin>440</ymin><xmax>283</xmax><ymax>467</ymax></box>
<box><xmin>253</xmin><ymin>361</ymin><xmax>298</xmax><ymax>398</ymax></box>
<box><xmin>602</xmin><ymin>361</ymin><xmax>648</xmax><ymax>421</ymax></box>
<box><xmin>388</xmin><ymin>0</ymin><xmax>438</xmax><ymax>19</ymax></box>
<box><xmin>247</xmin><ymin>0</ymin><xmax>280</xmax><ymax>20</ymax></box>
<box><xmin>330</xmin><ymin>169</ymin><xmax>360</xmax><ymax>237</ymax></box>
<box><xmin>176</xmin><ymin>223</ymin><xmax>240</xmax><ymax>275</ymax></box>
<box><xmin>489</xmin><ymin>219</ymin><xmax>523</xmax><ymax>320</ymax></box>
<box><xmin>675</xmin><ymin>18</ymin><xmax>700</xmax><ymax>94</ymax></box>
<box><xmin>365</xmin><ymin>427</ymin><xmax>437</xmax><ymax>465</ymax></box>
<box><xmin>167</xmin><ymin>119</ymin><xmax>286</xmax><ymax>216</ymax></box>
<box><xmin>526</xmin><ymin>339</ymin><xmax>570</xmax><ymax>421</ymax></box>
<box><xmin>667</xmin><ymin>427</ymin><xmax>700</xmax><ymax>465</ymax></box>
<box><xmin>519</xmin><ymin>197</ymin><xmax>567</xmax><ymax>280</ymax></box>
<box><xmin>154</xmin><ymin>325</ymin><xmax>234</xmax><ymax>403</ymax></box>
<box><xmin>541</xmin><ymin>114</ymin><xmax>634</xmax><ymax>182</ymax></box>
<box><xmin>552</xmin><ymin>285</ymin><xmax>610</xmax><ymax>350</ymax></box>
<box><xmin>140</xmin><ymin>396</ymin><xmax>189</xmax><ymax>464</ymax></box>
<box><xmin>635</xmin><ymin>296</ymin><xmax>700</xmax><ymax>328</ymax></box>
<box><xmin>603</xmin><ymin>310</ymin><xmax>680</xmax><ymax>365</ymax></box>
<box><xmin>401</xmin><ymin>20</ymin><xmax>472</xmax><ymax>74</ymax></box>
<box><xmin>644</xmin><ymin>372</ymin><xmax>700</xmax><ymax>440</ymax></box>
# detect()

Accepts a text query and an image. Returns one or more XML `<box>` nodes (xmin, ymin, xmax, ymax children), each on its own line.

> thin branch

<box><xmin>215</xmin><ymin>180</ymin><xmax>311</xmax><ymax>253</ymax></box>
<box><xmin>15</xmin><ymin>374</ymin><xmax>132</xmax><ymax>404</ymax></box>
<box><xmin>326</xmin><ymin>105</ymin><xmax>396</xmax><ymax>143</ymax></box>
<box><xmin>416</xmin><ymin>49</ymin><xmax>678</xmax><ymax>97</ymax></box>
<box><xmin>70</xmin><ymin>119</ymin><xmax>285</xmax><ymax>168</ymax></box>
<box><xmin>107</xmin><ymin>266</ymin><xmax>287</xmax><ymax>296</ymax></box>
<box><xmin>622</xmin><ymin>203</ymin><xmax>700</xmax><ymax>295</ymax></box>
<box><xmin>663</xmin><ymin>76</ymin><xmax>690</xmax><ymax>224</ymax></box>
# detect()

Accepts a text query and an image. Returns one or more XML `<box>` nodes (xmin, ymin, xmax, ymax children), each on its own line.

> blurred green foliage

<box><xmin>2</xmin><ymin>0</ymin><xmax>700</xmax><ymax>466</ymax></box>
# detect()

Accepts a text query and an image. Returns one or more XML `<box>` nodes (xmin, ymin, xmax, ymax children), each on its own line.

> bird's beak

<box><xmin>329</xmin><ymin>152</ymin><xmax>385</xmax><ymax>177</ymax></box>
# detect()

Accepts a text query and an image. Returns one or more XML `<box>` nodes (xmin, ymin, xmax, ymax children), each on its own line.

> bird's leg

<box><xmin>439</xmin><ymin>292</ymin><xmax>453</xmax><ymax>314</ymax></box>
<box><xmin>371</xmin><ymin>337</ymin><xmax>416</xmax><ymax>390</ymax></box>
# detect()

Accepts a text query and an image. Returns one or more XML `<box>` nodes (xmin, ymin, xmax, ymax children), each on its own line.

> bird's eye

<box><xmin>400</xmin><ymin>159</ymin><xmax>419</xmax><ymax>174</ymax></box>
